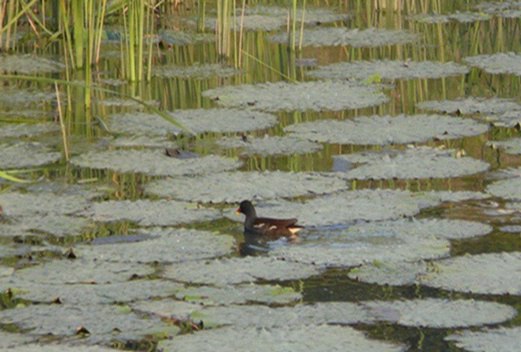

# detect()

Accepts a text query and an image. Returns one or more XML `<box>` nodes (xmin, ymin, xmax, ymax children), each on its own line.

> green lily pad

<box><xmin>270</xmin><ymin>27</ymin><xmax>417</xmax><ymax>47</ymax></box>
<box><xmin>488</xmin><ymin>138</ymin><xmax>521</xmax><ymax>154</ymax></box>
<box><xmin>1</xmin><ymin>278</ymin><xmax>182</xmax><ymax>305</ymax></box>
<box><xmin>158</xmin><ymin>325</ymin><xmax>405</xmax><ymax>352</ymax></box>
<box><xmin>110</xmin><ymin>135</ymin><xmax>177</xmax><ymax>148</ymax></box>
<box><xmin>158</xmin><ymin>30</ymin><xmax>214</xmax><ymax>46</ymax></box>
<box><xmin>364</xmin><ymin>298</ymin><xmax>516</xmax><ymax>328</ymax></box>
<box><xmin>351</xmin><ymin>252</ymin><xmax>521</xmax><ymax>295</ymax></box>
<box><xmin>217</xmin><ymin>135</ymin><xmax>322</xmax><ymax>156</ymax></box>
<box><xmin>308</xmin><ymin>60</ymin><xmax>468</xmax><ymax>81</ymax></box>
<box><xmin>175</xmin><ymin>284</ymin><xmax>301</xmax><ymax>305</ymax></box>
<box><xmin>0</xmin><ymin>123</ymin><xmax>59</xmax><ymax>139</ymax></box>
<box><xmin>446</xmin><ymin>326</ymin><xmax>521</xmax><ymax>352</ymax></box>
<box><xmin>2</xmin><ymin>214</ymin><xmax>91</xmax><ymax>238</ymax></box>
<box><xmin>417</xmin><ymin>97</ymin><xmax>521</xmax><ymax>115</ymax></box>
<box><xmin>0</xmin><ymin>304</ymin><xmax>171</xmax><ymax>343</ymax></box>
<box><xmin>0</xmin><ymin>142</ymin><xmax>61</xmax><ymax>169</ymax></box>
<box><xmin>336</xmin><ymin>146</ymin><xmax>489</xmax><ymax>179</ymax></box>
<box><xmin>82</xmin><ymin>200</ymin><xmax>220</xmax><ymax>226</ymax></box>
<box><xmin>347</xmin><ymin>218</ymin><xmax>492</xmax><ymax>240</ymax></box>
<box><xmin>0</xmin><ymin>192</ymin><xmax>90</xmax><ymax>217</ymax></box>
<box><xmin>0</xmin><ymin>88</ymin><xmax>55</xmax><ymax>107</ymax></box>
<box><xmin>11</xmin><ymin>258</ymin><xmax>154</xmax><ymax>284</ymax></box>
<box><xmin>78</xmin><ymin>228</ymin><xmax>235</xmax><ymax>263</ymax></box>
<box><xmin>154</xmin><ymin>63</ymin><xmax>239</xmax><ymax>79</ymax></box>
<box><xmin>0</xmin><ymin>265</ymin><xmax>14</xmax><ymax>277</ymax></box>
<box><xmin>0</xmin><ymin>344</ymin><xmax>121</xmax><ymax>352</ymax></box>
<box><xmin>71</xmin><ymin>150</ymin><xmax>241</xmax><ymax>176</ymax></box>
<box><xmin>270</xmin><ymin>230</ymin><xmax>449</xmax><ymax>267</ymax></box>
<box><xmin>487</xmin><ymin>172</ymin><xmax>521</xmax><ymax>200</ymax></box>
<box><xmin>248</xmin><ymin>190</ymin><xmax>440</xmax><ymax>227</ymax></box>
<box><xmin>476</xmin><ymin>1</ymin><xmax>521</xmax><ymax>18</ymax></box>
<box><xmin>285</xmin><ymin>114</ymin><xmax>489</xmax><ymax>145</ymax></box>
<box><xmin>203</xmin><ymin>81</ymin><xmax>388</xmax><ymax>112</ymax></box>
<box><xmin>411</xmin><ymin>11</ymin><xmax>491</xmax><ymax>23</ymax></box>
<box><xmin>145</xmin><ymin>171</ymin><xmax>347</xmax><ymax>203</ymax></box>
<box><xmin>0</xmin><ymin>331</ymin><xmax>34</xmax><ymax>349</ymax></box>
<box><xmin>109</xmin><ymin>109</ymin><xmax>277</xmax><ymax>135</ymax></box>
<box><xmin>0</xmin><ymin>54</ymin><xmax>64</xmax><ymax>74</ymax></box>
<box><xmin>464</xmin><ymin>52</ymin><xmax>521</xmax><ymax>76</ymax></box>
<box><xmin>162</xmin><ymin>256</ymin><xmax>321</xmax><ymax>285</ymax></box>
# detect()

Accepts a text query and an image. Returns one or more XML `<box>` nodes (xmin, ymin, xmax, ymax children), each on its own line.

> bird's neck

<box><xmin>244</xmin><ymin>210</ymin><xmax>257</xmax><ymax>228</ymax></box>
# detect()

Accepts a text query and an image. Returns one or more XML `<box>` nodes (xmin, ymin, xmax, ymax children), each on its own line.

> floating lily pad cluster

<box><xmin>270</xmin><ymin>27</ymin><xmax>417</xmax><ymax>47</ymax></box>
<box><xmin>203</xmin><ymin>80</ymin><xmax>388</xmax><ymax>111</ymax></box>
<box><xmin>0</xmin><ymin>142</ymin><xmax>61</xmax><ymax>169</ymax></box>
<box><xmin>284</xmin><ymin>114</ymin><xmax>488</xmax><ymax>145</ymax></box>
<box><xmin>217</xmin><ymin>135</ymin><xmax>322</xmax><ymax>156</ymax></box>
<box><xmin>410</xmin><ymin>11</ymin><xmax>491</xmax><ymax>23</ymax></box>
<box><xmin>335</xmin><ymin>146</ymin><xmax>489</xmax><ymax>180</ymax></box>
<box><xmin>488</xmin><ymin>138</ymin><xmax>521</xmax><ymax>154</ymax></box>
<box><xmin>153</xmin><ymin>63</ymin><xmax>239</xmax><ymax>79</ymax></box>
<box><xmin>464</xmin><ymin>52</ymin><xmax>521</xmax><ymax>76</ymax></box>
<box><xmin>0</xmin><ymin>122</ymin><xmax>59</xmax><ymax>139</ymax></box>
<box><xmin>475</xmin><ymin>0</ymin><xmax>521</xmax><ymax>18</ymax></box>
<box><xmin>308</xmin><ymin>60</ymin><xmax>469</xmax><ymax>81</ymax></box>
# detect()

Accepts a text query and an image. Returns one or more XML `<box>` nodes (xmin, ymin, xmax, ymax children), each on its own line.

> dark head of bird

<box><xmin>236</xmin><ymin>200</ymin><xmax>256</xmax><ymax>218</ymax></box>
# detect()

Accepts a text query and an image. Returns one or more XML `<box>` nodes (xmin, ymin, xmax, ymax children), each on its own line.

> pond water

<box><xmin>1</xmin><ymin>0</ymin><xmax>521</xmax><ymax>351</ymax></box>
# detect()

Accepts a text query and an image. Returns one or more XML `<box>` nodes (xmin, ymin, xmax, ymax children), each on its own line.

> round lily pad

<box><xmin>217</xmin><ymin>135</ymin><xmax>322</xmax><ymax>156</ymax></box>
<box><xmin>153</xmin><ymin>63</ymin><xmax>238</xmax><ymax>79</ymax></box>
<box><xmin>308</xmin><ymin>60</ymin><xmax>468</xmax><ymax>81</ymax></box>
<box><xmin>336</xmin><ymin>147</ymin><xmax>489</xmax><ymax>180</ymax></box>
<box><xmin>0</xmin><ymin>54</ymin><xmax>64</xmax><ymax>74</ymax></box>
<box><xmin>417</xmin><ymin>97</ymin><xmax>521</xmax><ymax>115</ymax></box>
<box><xmin>0</xmin><ymin>88</ymin><xmax>55</xmax><ymax>107</ymax></box>
<box><xmin>446</xmin><ymin>326</ymin><xmax>521</xmax><ymax>352</ymax></box>
<box><xmin>0</xmin><ymin>192</ymin><xmax>90</xmax><ymax>217</ymax></box>
<box><xmin>202</xmin><ymin>81</ymin><xmax>388</xmax><ymax>112</ymax></box>
<box><xmin>71</xmin><ymin>150</ymin><xmax>241</xmax><ymax>176</ymax></box>
<box><xmin>162</xmin><ymin>256</ymin><xmax>321</xmax><ymax>285</ymax></box>
<box><xmin>364</xmin><ymin>298</ymin><xmax>516</xmax><ymax>328</ymax></box>
<box><xmin>347</xmin><ymin>218</ymin><xmax>492</xmax><ymax>240</ymax></box>
<box><xmin>0</xmin><ymin>142</ymin><xmax>61</xmax><ymax>169</ymax></box>
<box><xmin>0</xmin><ymin>331</ymin><xmax>34</xmax><ymax>349</ymax></box>
<box><xmin>487</xmin><ymin>175</ymin><xmax>521</xmax><ymax>200</ymax></box>
<box><xmin>1</xmin><ymin>344</ymin><xmax>120</xmax><ymax>352</ymax></box>
<box><xmin>158</xmin><ymin>325</ymin><xmax>406</xmax><ymax>352</ymax></box>
<box><xmin>284</xmin><ymin>114</ymin><xmax>489</xmax><ymax>145</ymax></box>
<box><xmin>81</xmin><ymin>199</ymin><xmax>221</xmax><ymax>226</ymax></box>
<box><xmin>110</xmin><ymin>135</ymin><xmax>177</xmax><ymax>148</ymax></box>
<box><xmin>0</xmin><ymin>304</ymin><xmax>170</xmax><ymax>343</ymax></box>
<box><xmin>145</xmin><ymin>171</ymin><xmax>347</xmax><ymax>203</ymax></box>
<box><xmin>351</xmin><ymin>252</ymin><xmax>521</xmax><ymax>295</ymax></box>
<box><xmin>464</xmin><ymin>52</ymin><xmax>521</xmax><ymax>76</ymax></box>
<box><xmin>476</xmin><ymin>1</ymin><xmax>521</xmax><ymax>18</ymax></box>
<box><xmin>249</xmin><ymin>190</ymin><xmax>439</xmax><ymax>227</ymax></box>
<box><xmin>78</xmin><ymin>228</ymin><xmax>235</xmax><ymax>263</ymax></box>
<box><xmin>488</xmin><ymin>138</ymin><xmax>521</xmax><ymax>155</ymax></box>
<box><xmin>1</xmin><ymin>278</ymin><xmax>182</xmax><ymax>305</ymax></box>
<box><xmin>410</xmin><ymin>11</ymin><xmax>491</xmax><ymax>23</ymax></box>
<box><xmin>175</xmin><ymin>284</ymin><xmax>302</xmax><ymax>305</ymax></box>
<box><xmin>205</xmin><ymin>15</ymin><xmax>283</xmax><ymax>32</ymax></box>
<box><xmin>11</xmin><ymin>258</ymin><xmax>154</xmax><ymax>284</ymax></box>
<box><xmin>0</xmin><ymin>122</ymin><xmax>59</xmax><ymax>139</ymax></box>
<box><xmin>4</xmin><ymin>214</ymin><xmax>92</xmax><ymax>238</ymax></box>
<box><xmin>270</xmin><ymin>27</ymin><xmax>417</xmax><ymax>47</ymax></box>
<box><xmin>270</xmin><ymin>230</ymin><xmax>449</xmax><ymax>267</ymax></box>
<box><xmin>109</xmin><ymin>109</ymin><xmax>277</xmax><ymax>135</ymax></box>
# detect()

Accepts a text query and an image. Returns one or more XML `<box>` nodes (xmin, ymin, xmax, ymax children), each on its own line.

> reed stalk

<box><xmin>54</xmin><ymin>82</ymin><xmax>70</xmax><ymax>162</ymax></box>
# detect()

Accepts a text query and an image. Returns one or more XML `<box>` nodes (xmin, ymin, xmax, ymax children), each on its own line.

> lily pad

<box><xmin>335</xmin><ymin>146</ymin><xmax>489</xmax><ymax>179</ymax></box>
<box><xmin>0</xmin><ymin>88</ymin><xmax>55</xmax><ymax>107</ymax></box>
<box><xmin>0</xmin><ymin>192</ymin><xmax>90</xmax><ymax>217</ymax></box>
<box><xmin>0</xmin><ymin>265</ymin><xmax>14</xmax><ymax>277</ymax></box>
<box><xmin>249</xmin><ymin>190</ymin><xmax>441</xmax><ymax>227</ymax></box>
<box><xmin>0</xmin><ymin>331</ymin><xmax>34</xmax><ymax>349</ymax></box>
<box><xmin>364</xmin><ymin>298</ymin><xmax>516</xmax><ymax>328</ymax></box>
<box><xmin>10</xmin><ymin>258</ymin><xmax>154</xmax><ymax>284</ymax></box>
<box><xmin>0</xmin><ymin>142</ymin><xmax>61</xmax><ymax>169</ymax></box>
<box><xmin>464</xmin><ymin>52</ymin><xmax>521</xmax><ymax>76</ymax></box>
<box><xmin>158</xmin><ymin>30</ymin><xmax>214</xmax><ymax>46</ymax></box>
<box><xmin>1</xmin><ymin>278</ymin><xmax>182</xmax><ymax>305</ymax></box>
<box><xmin>351</xmin><ymin>252</ymin><xmax>521</xmax><ymax>295</ymax></box>
<box><xmin>270</xmin><ymin>27</ymin><xmax>417</xmax><ymax>47</ymax></box>
<box><xmin>0</xmin><ymin>344</ymin><xmax>121</xmax><ymax>352</ymax></box>
<box><xmin>78</xmin><ymin>228</ymin><xmax>235</xmax><ymax>264</ymax></box>
<box><xmin>3</xmin><ymin>214</ymin><xmax>91</xmax><ymax>238</ymax></box>
<box><xmin>110</xmin><ymin>135</ymin><xmax>177</xmax><ymax>148</ymax></box>
<box><xmin>476</xmin><ymin>1</ymin><xmax>521</xmax><ymax>18</ymax></box>
<box><xmin>81</xmin><ymin>200</ymin><xmax>220</xmax><ymax>226</ymax></box>
<box><xmin>175</xmin><ymin>284</ymin><xmax>302</xmax><ymax>305</ymax></box>
<box><xmin>446</xmin><ymin>326</ymin><xmax>521</xmax><ymax>352</ymax></box>
<box><xmin>347</xmin><ymin>218</ymin><xmax>492</xmax><ymax>240</ymax></box>
<box><xmin>158</xmin><ymin>325</ymin><xmax>405</xmax><ymax>352</ymax></box>
<box><xmin>285</xmin><ymin>114</ymin><xmax>489</xmax><ymax>145</ymax></box>
<box><xmin>162</xmin><ymin>256</ymin><xmax>321</xmax><ymax>285</ymax></box>
<box><xmin>411</xmin><ymin>11</ymin><xmax>491</xmax><ymax>23</ymax></box>
<box><xmin>0</xmin><ymin>122</ymin><xmax>59</xmax><ymax>139</ymax></box>
<box><xmin>308</xmin><ymin>60</ymin><xmax>468</xmax><ymax>81</ymax></box>
<box><xmin>217</xmin><ymin>135</ymin><xmax>322</xmax><ymax>156</ymax></box>
<box><xmin>202</xmin><ymin>81</ymin><xmax>388</xmax><ymax>112</ymax></box>
<box><xmin>71</xmin><ymin>150</ymin><xmax>241</xmax><ymax>176</ymax></box>
<box><xmin>109</xmin><ymin>109</ymin><xmax>278</xmax><ymax>134</ymax></box>
<box><xmin>205</xmin><ymin>15</ymin><xmax>284</xmax><ymax>32</ymax></box>
<box><xmin>0</xmin><ymin>304</ymin><xmax>171</xmax><ymax>343</ymax></box>
<box><xmin>488</xmin><ymin>138</ymin><xmax>521</xmax><ymax>155</ymax></box>
<box><xmin>0</xmin><ymin>54</ymin><xmax>64</xmax><ymax>74</ymax></box>
<box><xmin>145</xmin><ymin>171</ymin><xmax>347</xmax><ymax>203</ymax></box>
<box><xmin>153</xmin><ymin>63</ymin><xmax>238</xmax><ymax>79</ymax></box>
<box><xmin>487</xmin><ymin>175</ymin><xmax>521</xmax><ymax>200</ymax></box>
<box><xmin>417</xmin><ymin>97</ymin><xmax>521</xmax><ymax>115</ymax></box>
<box><xmin>270</xmin><ymin>229</ymin><xmax>449</xmax><ymax>267</ymax></box>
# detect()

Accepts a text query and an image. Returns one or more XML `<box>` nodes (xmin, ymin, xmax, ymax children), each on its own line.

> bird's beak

<box><xmin>235</xmin><ymin>207</ymin><xmax>241</xmax><ymax>215</ymax></box>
